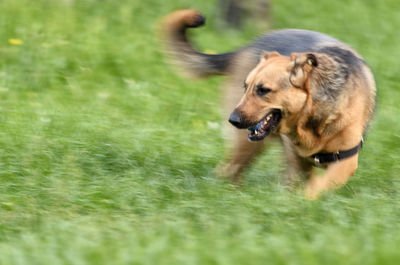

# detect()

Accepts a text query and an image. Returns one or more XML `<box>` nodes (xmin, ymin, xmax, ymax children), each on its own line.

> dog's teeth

<box><xmin>255</xmin><ymin>130</ymin><xmax>258</xmax><ymax>135</ymax></box>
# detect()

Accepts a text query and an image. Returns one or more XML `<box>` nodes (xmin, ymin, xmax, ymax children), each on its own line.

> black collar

<box><xmin>311</xmin><ymin>139</ymin><xmax>364</xmax><ymax>165</ymax></box>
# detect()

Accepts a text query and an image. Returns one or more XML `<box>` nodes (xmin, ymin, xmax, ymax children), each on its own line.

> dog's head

<box><xmin>229</xmin><ymin>51</ymin><xmax>323</xmax><ymax>141</ymax></box>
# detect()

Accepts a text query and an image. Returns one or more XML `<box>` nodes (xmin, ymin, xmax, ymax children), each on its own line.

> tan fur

<box><xmin>161</xmin><ymin>10</ymin><xmax>376</xmax><ymax>199</ymax></box>
<box><xmin>233</xmin><ymin>52</ymin><xmax>375</xmax><ymax>198</ymax></box>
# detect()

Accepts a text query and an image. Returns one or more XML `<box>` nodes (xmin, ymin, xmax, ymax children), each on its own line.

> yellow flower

<box><xmin>204</xmin><ymin>49</ymin><xmax>217</xmax><ymax>54</ymax></box>
<box><xmin>8</xmin><ymin>38</ymin><xmax>23</xmax><ymax>45</ymax></box>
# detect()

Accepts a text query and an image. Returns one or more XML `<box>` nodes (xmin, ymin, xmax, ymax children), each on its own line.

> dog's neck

<box><xmin>283</xmin><ymin>92</ymin><xmax>345</xmax><ymax>157</ymax></box>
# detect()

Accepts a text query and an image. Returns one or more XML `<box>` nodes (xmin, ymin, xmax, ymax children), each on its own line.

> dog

<box><xmin>161</xmin><ymin>10</ymin><xmax>376</xmax><ymax>198</ymax></box>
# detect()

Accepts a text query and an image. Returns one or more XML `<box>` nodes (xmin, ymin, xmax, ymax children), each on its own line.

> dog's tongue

<box><xmin>249</xmin><ymin>121</ymin><xmax>263</xmax><ymax>132</ymax></box>
<box><xmin>248</xmin><ymin>121</ymin><xmax>265</xmax><ymax>141</ymax></box>
<box><xmin>247</xmin><ymin>110</ymin><xmax>282</xmax><ymax>142</ymax></box>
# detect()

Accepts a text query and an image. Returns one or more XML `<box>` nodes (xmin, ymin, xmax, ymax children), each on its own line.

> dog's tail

<box><xmin>161</xmin><ymin>9</ymin><xmax>236</xmax><ymax>77</ymax></box>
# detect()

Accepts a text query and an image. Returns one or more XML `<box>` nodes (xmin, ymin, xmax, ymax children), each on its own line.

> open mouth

<box><xmin>248</xmin><ymin>109</ymin><xmax>282</xmax><ymax>141</ymax></box>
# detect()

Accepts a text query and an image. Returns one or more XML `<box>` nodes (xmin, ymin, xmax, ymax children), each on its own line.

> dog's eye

<box><xmin>256</xmin><ymin>85</ymin><xmax>272</xmax><ymax>96</ymax></box>
<box><xmin>244</xmin><ymin>81</ymin><xmax>248</xmax><ymax>91</ymax></box>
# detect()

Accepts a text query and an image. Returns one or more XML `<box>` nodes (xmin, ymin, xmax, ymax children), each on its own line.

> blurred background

<box><xmin>0</xmin><ymin>0</ymin><xmax>399</xmax><ymax>264</ymax></box>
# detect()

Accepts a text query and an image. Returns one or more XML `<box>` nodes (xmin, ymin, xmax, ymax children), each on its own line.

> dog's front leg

<box><xmin>281</xmin><ymin>135</ymin><xmax>314</xmax><ymax>187</ymax></box>
<box><xmin>305</xmin><ymin>154</ymin><xmax>358</xmax><ymax>199</ymax></box>
<box><xmin>215</xmin><ymin>130</ymin><xmax>267</xmax><ymax>183</ymax></box>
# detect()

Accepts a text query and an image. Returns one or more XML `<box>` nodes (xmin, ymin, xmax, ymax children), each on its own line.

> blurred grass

<box><xmin>0</xmin><ymin>0</ymin><xmax>399</xmax><ymax>264</ymax></box>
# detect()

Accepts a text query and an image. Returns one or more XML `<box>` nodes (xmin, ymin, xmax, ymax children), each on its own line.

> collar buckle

<box><xmin>334</xmin><ymin>150</ymin><xmax>340</xmax><ymax>161</ymax></box>
<box><xmin>314</xmin><ymin>156</ymin><xmax>320</xmax><ymax>166</ymax></box>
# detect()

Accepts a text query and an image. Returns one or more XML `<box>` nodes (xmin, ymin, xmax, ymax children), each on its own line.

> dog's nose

<box><xmin>229</xmin><ymin>110</ymin><xmax>243</xmax><ymax>128</ymax></box>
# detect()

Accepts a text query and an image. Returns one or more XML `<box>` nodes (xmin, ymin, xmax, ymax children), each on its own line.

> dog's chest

<box><xmin>285</xmin><ymin>133</ymin><xmax>323</xmax><ymax>158</ymax></box>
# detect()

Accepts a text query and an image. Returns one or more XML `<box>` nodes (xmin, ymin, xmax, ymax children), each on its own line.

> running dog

<box><xmin>161</xmin><ymin>10</ymin><xmax>376</xmax><ymax>198</ymax></box>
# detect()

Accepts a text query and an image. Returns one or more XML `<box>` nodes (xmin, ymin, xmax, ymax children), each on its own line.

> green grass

<box><xmin>0</xmin><ymin>0</ymin><xmax>399</xmax><ymax>264</ymax></box>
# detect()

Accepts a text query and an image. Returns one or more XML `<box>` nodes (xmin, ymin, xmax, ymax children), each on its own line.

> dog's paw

<box><xmin>213</xmin><ymin>163</ymin><xmax>242</xmax><ymax>183</ymax></box>
<box><xmin>304</xmin><ymin>188</ymin><xmax>320</xmax><ymax>200</ymax></box>
<box><xmin>304</xmin><ymin>176</ymin><xmax>324</xmax><ymax>200</ymax></box>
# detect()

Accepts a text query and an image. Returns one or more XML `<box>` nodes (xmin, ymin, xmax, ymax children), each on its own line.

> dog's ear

<box><xmin>260</xmin><ymin>51</ymin><xmax>281</xmax><ymax>62</ymax></box>
<box><xmin>289</xmin><ymin>53</ymin><xmax>318</xmax><ymax>88</ymax></box>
